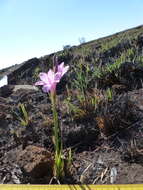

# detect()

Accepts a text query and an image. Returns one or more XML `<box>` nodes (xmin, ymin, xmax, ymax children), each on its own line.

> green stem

<box><xmin>50</xmin><ymin>92</ymin><xmax>63</xmax><ymax>179</ymax></box>
<box><xmin>51</xmin><ymin>92</ymin><xmax>61</xmax><ymax>155</ymax></box>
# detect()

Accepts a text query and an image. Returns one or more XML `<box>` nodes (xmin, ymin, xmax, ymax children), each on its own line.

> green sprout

<box><xmin>106</xmin><ymin>88</ymin><xmax>113</xmax><ymax>101</ymax></box>
<box><xmin>13</xmin><ymin>103</ymin><xmax>30</xmax><ymax>127</ymax></box>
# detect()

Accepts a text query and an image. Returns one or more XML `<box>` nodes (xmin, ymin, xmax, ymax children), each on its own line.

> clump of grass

<box><xmin>63</xmin><ymin>95</ymin><xmax>86</xmax><ymax>122</ymax></box>
<box><xmin>72</xmin><ymin>59</ymin><xmax>91</xmax><ymax>101</ymax></box>
<box><xmin>96</xmin><ymin>93</ymin><xmax>137</xmax><ymax>137</ymax></box>
<box><xmin>18</xmin><ymin>103</ymin><xmax>30</xmax><ymax>127</ymax></box>
<box><xmin>125</xmin><ymin>48</ymin><xmax>136</xmax><ymax>62</ymax></box>
<box><xmin>105</xmin><ymin>88</ymin><xmax>113</xmax><ymax>101</ymax></box>
<box><xmin>64</xmin><ymin>86</ymin><xmax>103</xmax><ymax>123</ymax></box>
<box><xmin>11</xmin><ymin>103</ymin><xmax>31</xmax><ymax>144</ymax></box>
<box><xmin>136</xmin><ymin>55</ymin><xmax>143</xmax><ymax>64</ymax></box>
<box><xmin>104</xmin><ymin>53</ymin><xmax>125</xmax><ymax>75</ymax></box>
<box><xmin>13</xmin><ymin>103</ymin><xmax>31</xmax><ymax>127</ymax></box>
<box><xmin>101</xmin><ymin>37</ymin><xmax>121</xmax><ymax>52</ymax></box>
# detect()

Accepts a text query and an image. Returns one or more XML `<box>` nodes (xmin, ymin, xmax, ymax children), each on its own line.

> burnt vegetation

<box><xmin>0</xmin><ymin>25</ymin><xmax>143</xmax><ymax>184</ymax></box>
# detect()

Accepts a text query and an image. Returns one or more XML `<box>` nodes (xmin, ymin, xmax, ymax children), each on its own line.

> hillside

<box><xmin>0</xmin><ymin>25</ymin><xmax>143</xmax><ymax>184</ymax></box>
<box><xmin>1</xmin><ymin>25</ymin><xmax>143</xmax><ymax>86</ymax></box>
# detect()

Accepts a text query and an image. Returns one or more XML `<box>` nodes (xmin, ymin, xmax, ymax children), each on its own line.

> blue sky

<box><xmin>0</xmin><ymin>0</ymin><xmax>143</xmax><ymax>69</ymax></box>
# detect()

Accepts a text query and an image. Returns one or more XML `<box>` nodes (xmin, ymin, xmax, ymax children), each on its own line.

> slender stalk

<box><xmin>50</xmin><ymin>92</ymin><xmax>63</xmax><ymax>179</ymax></box>
<box><xmin>51</xmin><ymin>92</ymin><xmax>60</xmax><ymax>154</ymax></box>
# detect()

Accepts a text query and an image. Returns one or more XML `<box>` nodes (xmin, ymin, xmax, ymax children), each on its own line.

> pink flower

<box><xmin>35</xmin><ymin>62</ymin><xmax>69</xmax><ymax>93</ymax></box>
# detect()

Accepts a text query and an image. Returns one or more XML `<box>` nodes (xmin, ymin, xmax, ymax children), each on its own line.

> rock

<box><xmin>0</xmin><ymin>85</ymin><xmax>14</xmax><ymax>98</ymax></box>
<box><xmin>8</xmin><ymin>58</ymin><xmax>41</xmax><ymax>85</ymax></box>
<box><xmin>10</xmin><ymin>88</ymin><xmax>47</xmax><ymax>105</ymax></box>
<box><xmin>16</xmin><ymin>145</ymin><xmax>54</xmax><ymax>179</ymax></box>
<box><xmin>0</xmin><ymin>85</ymin><xmax>40</xmax><ymax>104</ymax></box>
<box><xmin>13</xmin><ymin>85</ymin><xmax>39</xmax><ymax>92</ymax></box>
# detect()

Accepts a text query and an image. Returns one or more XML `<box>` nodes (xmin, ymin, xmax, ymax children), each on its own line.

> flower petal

<box><xmin>54</xmin><ymin>72</ymin><xmax>62</xmax><ymax>82</ymax></box>
<box><xmin>57</xmin><ymin>62</ymin><xmax>69</xmax><ymax>77</ymax></box>
<box><xmin>47</xmin><ymin>69</ymin><xmax>55</xmax><ymax>84</ymax></box>
<box><xmin>42</xmin><ymin>84</ymin><xmax>51</xmax><ymax>93</ymax></box>
<box><xmin>58</xmin><ymin>62</ymin><xmax>64</xmax><ymax>71</ymax></box>
<box><xmin>61</xmin><ymin>65</ymin><xmax>69</xmax><ymax>76</ymax></box>
<box><xmin>39</xmin><ymin>72</ymin><xmax>49</xmax><ymax>83</ymax></box>
<box><xmin>35</xmin><ymin>80</ymin><xmax>45</xmax><ymax>86</ymax></box>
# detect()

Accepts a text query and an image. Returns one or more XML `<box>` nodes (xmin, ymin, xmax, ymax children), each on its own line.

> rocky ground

<box><xmin>0</xmin><ymin>25</ymin><xmax>143</xmax><ymax>184</ymax></box>
<box><xmin>0</xmin><ymin>83</ymin><xmax>143</xmax><ymax>184</ymax></box>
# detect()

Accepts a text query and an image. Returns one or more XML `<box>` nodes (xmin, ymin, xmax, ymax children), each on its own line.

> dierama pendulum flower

<box><xmin>35</xmin><ymin>60</ymin><xmax>69</xmax><ymax>179</ymax></box>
